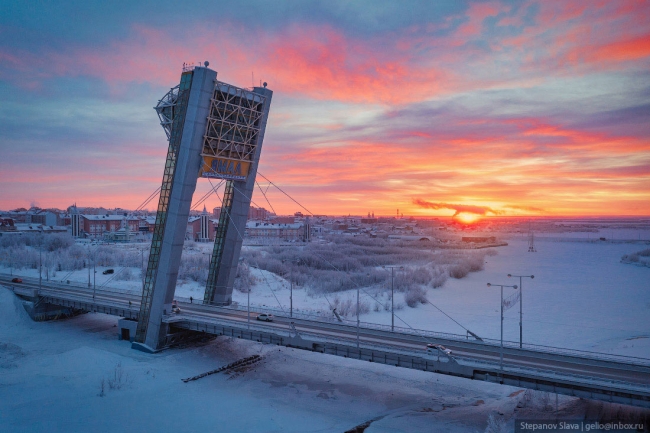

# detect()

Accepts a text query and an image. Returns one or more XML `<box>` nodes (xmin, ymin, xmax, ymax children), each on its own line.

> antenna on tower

<box><xmin>528</xmin><ymin>221</ymin><xmax>537</xmax><ymax>252</ymax></box>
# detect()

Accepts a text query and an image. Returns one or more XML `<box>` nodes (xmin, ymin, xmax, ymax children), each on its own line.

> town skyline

<box><xmin>1</xmin><ymin>1</ymin><xmax>649</xmax><ymax>217</ymax></box>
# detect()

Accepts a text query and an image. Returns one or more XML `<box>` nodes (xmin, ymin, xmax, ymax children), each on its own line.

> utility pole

<box><xmin>247</xmin><ymin>286</ymin><xmax>250</xmax><ymax>330</ymax></box>
<box><xmin>356</xmin><ymin>284</ymin><xmax>360</xmax><ymax>348</ymax></box>
<box><xmin>384</xmin><ymin>266</ymin><xmax>403</xmax><ymax>332</ymax></box>
<box><xmin>391</xmin><ymin>269</ymin><xmax>394</xmax><ymax>331</ymax></box>
<box><xmin>141</xmin><ymin>248</ymin><xmax>145</xmax><ymax>290</ymax></box>
<box><xmin>93</xmin><ymin>254</ymin><xmax>96</xmax><ymax>300</ymax></box>
<box><xmin>487</xmin><ymin>283</ymin><xmax>517</xmax><ymax>373</ymax></box>
<box><xmin>39</xmin><ymin>240</ymin><xmax>42</xmax><ymax>291</ymax></box>
<box><xmin>508</xmin><ymin>274</ymin><xmax>534</xmax><ymax>348</ymax></box>
<box><xmin>290</xmin><ymin>263</ymin><xmax>293</xmax><ymax>318</ymax></box>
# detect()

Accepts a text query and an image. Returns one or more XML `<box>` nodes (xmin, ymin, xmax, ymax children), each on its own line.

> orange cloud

<box><xmin>412</xmin><ymin>199</ymin><xmax>501</xmax><ymax>216</ymax></box>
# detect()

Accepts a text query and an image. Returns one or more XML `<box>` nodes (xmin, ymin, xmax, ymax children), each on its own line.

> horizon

<box><xmin>3</xmin><ymin>204</ymin><xmax>649</xmax><ymax>221</ymax></box>
<box><xmin>1</xmin><ymin>1</ymin><xmax>649</xmax><ymax>217</ymax></box>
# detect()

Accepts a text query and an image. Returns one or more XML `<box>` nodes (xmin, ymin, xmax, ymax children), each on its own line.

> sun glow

<box><xmin>454</xmin><ymin>212</ymin><xmax>482</xmax><ymax>225</ymax></box>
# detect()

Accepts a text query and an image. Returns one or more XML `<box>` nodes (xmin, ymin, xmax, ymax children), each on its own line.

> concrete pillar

<box><xmin>135</xmin><ymin>66</ymin><xmax>216</xmax><ymax>352</ymax></box>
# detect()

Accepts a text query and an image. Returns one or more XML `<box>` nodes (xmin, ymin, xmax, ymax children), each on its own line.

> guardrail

<box><xmin>182</xmin><ymin>299</ymin><xmax>650</xmax><ymax>367</ymax></box>
<box><xmin>175</xmin><ymin>311</ymin><xmax>650</xmax><ymax>394</ymax></box>
<box><xmin>3</xmin><ymin>272</ymin><xmax>649</xmax><ymax>367</ymax></box>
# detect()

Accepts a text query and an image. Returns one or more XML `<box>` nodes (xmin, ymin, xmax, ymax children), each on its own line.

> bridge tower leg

<box><xmin>133</xmin><ymin>66</ymin><xmax>217</xmax><ymax>352</ymax></box>
<box><xmin>204</xmin><ymin>86</ymin><xmax>273</xmax><ymax>305</ymax></box>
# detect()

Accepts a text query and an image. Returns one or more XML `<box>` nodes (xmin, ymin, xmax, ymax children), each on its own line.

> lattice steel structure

<box><xmin>203</xmin><ymin>82</ymin><xmax>266</xmax><ymax>163</ymax></box>
<box><xmin>201</xmin><ymin>82</ymin><xmax>271</xmax><ymax>305</ymax></box>
<box><xmin>133</xmin><ymin>64</ymin><xmax>272</xmax><ymax>352</ymax></box>
<box><xmin>155</xmin><ymin>85</ymin><xmax>181</xmax><ymax>140</ymax></box>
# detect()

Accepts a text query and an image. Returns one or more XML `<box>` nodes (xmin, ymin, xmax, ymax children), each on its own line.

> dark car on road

<box><xmin>102</xmin><ymin>269</ymin><xmax>114</xmax><ymax>275</ymax></box>
<box><xmin>11</xmin><ymin>278</ymin><xmax>22</xmax><ymax>283</ymax></box>
<box><xmin>427</xmin><ymin>343</ymin><xmax>452</xmax><ymax>355</ymax></box>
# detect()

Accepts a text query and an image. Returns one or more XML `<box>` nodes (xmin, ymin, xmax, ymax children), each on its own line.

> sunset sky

<box><xmin>1</xmin><ymin>1</ymin><xmax>649</xmax><ymax>217</ymax></box>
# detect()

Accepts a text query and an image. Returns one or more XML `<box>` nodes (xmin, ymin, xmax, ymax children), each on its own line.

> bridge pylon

<box><xmin>133</xmin><ymin>64</ymin><xmax>272</xmax><ymax>352</ymax></box>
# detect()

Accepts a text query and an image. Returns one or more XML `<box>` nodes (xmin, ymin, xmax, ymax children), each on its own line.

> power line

<box><xmin>206</xmin><ymin>178</ymin><xmax>287</xmax><ymax>313</ymax></box>
<box><xmin>256</xmin><ymin>181</ymin><xmax>277</xmax><ymax>216</ymax></box>
<box><xmin>257</xmin><ymin>172</ymin><xmax>315</xmax><ymax>217</ymax></box>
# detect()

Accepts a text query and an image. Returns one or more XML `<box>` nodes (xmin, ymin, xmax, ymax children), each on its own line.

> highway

<box><xmin>3</xmin><ymin>274</ymin><xmax>650</xmax><ymax>407</ymax></box>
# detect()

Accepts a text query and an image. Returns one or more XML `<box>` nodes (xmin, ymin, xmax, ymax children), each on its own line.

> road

<box><xmin>4</xmin><ymin>274</ymin><xmax>649</xmax><ymax>390</ymax></box>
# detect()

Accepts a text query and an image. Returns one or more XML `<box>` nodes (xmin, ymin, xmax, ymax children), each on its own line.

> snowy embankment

<box><xmin>0</xmin><ymin>287</ymin><xmax>531</xmax><ymax>432</ymax></box>
<box><xmin>5</xmin><ymin>286</ymin><xmax>645</xmax><ymax>432</ymax></box>
<box><xmin>2</xmin><ymin>232</ymin><xmax>649</xmax><ymax>359</ymax></box>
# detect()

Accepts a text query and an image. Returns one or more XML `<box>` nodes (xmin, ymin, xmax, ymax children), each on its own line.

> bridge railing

<box><xmin>176</xmin><ymin>312</ymin><xmax>650</xmax><ymax>391</ymax></box>
<box><xmin>182</xmin><ymin>299</ymin><xmax>650</xmax><ymax>367</ymax></box>
<box><xmin>3</xmin><ymin>273</ymin><xmax>649</xmax><ymax>367</ymax></box>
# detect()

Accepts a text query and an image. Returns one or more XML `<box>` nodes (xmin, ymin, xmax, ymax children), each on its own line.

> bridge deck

<box><xmin>3</xmin><ymin>274</ymin><xmax>649</xmax><ymax>409</ymax></box>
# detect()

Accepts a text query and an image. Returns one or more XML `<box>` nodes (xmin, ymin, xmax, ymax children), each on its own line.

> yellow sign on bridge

<box><xmin>199</xmin><ymin>156</ymin><xmax>251</xmax><ymax>181</ymax></box>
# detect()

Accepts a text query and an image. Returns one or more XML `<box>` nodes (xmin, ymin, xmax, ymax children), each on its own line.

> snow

<box><xmin>1</xmin><ymin>229</ymin><xmax>649</xmax><ymax>431</ymax></box>
<box><xmin>2</xmin><ymin>231</ymin><xmax>649</xmax><ymax>359</ymax></box>
<box><xmin>0</xmin><ymin>287</ymin><xmax>529</xmax><ymax>432</ymax></box>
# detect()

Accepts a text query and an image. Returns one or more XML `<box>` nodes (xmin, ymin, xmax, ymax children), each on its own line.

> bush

<box><xmin>448</xmin><ymin>262</ymin><xmax>470</xmax><ymax>279</ymax></box>
<box><xmin>115</xmin><ymin>267</ymin><xmax>133</xmax><ymax>281</ymax></box>
<box><xmin>429</xmin><ymin>266</ymin><xmax>448</xmax><ymax>288</ymax></box>
<box><xmin>177</xmin><ymin>253</ymin><xmax>209</xmax><ymax>282</ymax></box>
<box><xmin>331</xmin><ymin>296</ymin><xmax>370</xmax><ymax>317</ymax></box>
<box><xmin>485</xmin><ymin>414</ymin><xmax>508</xmax><ymax>433</ymax></box>
<box><xmin>234</xmin><ymin>262</ymin><xmax>256</xmax><ymax>293</ymax></box>
<box><xmin>238</xmin><ymin>236</ymin><xmax>491</xmax><ymax>295</ymax></box>
<box><xmin>404</xmin><ymin>286</ymin><xmax>427</xmax><ymax>308</ymax></box>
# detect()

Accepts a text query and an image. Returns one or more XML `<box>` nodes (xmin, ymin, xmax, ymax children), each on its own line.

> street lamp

<box><xmin>384</xmin><ymin>266</ymin><xmax>403</xmax><ymax>332</ymax></box>
<box><xmin>487</xmin><ymin>282</ymin><xmax>517</xmax><ymax>372</ymax></box>
<box><xmin>141</xmin><ymin>247</ymin><xmax>145</xmax><ymax>289</ymax></box>
<box><xmin>283</xmin><ymin>258</ymin><xmax>302</xmax><ymax>318</ymax></box>
<box><xmin>357</xmin><ymin>282</ymin><xmax>360</xmax><ymax>348</ymax></box>
<box><xmin>507</xmin><ymin>273</ymin><xmax>534</xmax><ymax>348</ymax></box>
<box><xmin>356</xmin><ymin>273</ymin><xmax>370</xmax><ymax>349</ymax></box>
<box><xmin>93</xmin><ymin>251</ymin><xmax>97</xmax><ymax>300</ymax></box>
<box><xmin>39</xmin><ymin>233</ymin><xmax>43</xmax><ymax>292</ymax></box>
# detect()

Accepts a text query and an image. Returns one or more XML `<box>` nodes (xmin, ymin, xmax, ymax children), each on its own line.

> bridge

<box><xmin>4</xmin><ymin>274</ymin><xmax>650</xmax><ymax>409</ymax></box>
<box><xmin>4</xmin><ymin>63</ymin><xmax>650</xmax><ymax>411</ymax></box>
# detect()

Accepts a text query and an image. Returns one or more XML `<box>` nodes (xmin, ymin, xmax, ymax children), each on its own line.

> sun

<box><xmin>454</xmin><ymin>212</ymin><xmax>481</xmax><ymax>225</ymax></box>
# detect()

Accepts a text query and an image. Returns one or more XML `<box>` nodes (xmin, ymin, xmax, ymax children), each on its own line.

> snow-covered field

<box><xmin>2</xmin><ymin>287</ymin><xmax>641</xmax><ymax>433</ymax></box>
<box><xmin>2</xmin><ymin>230</ymin><xmax>649</xmax><ymax>358</ymax></box>
<box><xmin>1</xmin><ymin>229</ymin><xmax>649</xmax><ymax>431</ymax></box>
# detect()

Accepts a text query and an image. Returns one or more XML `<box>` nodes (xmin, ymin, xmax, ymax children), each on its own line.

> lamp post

<box><xmin>283</xmin><ymin>258</ymin><xmax>302</xmax><ymax>318</ymax></box>
<box><xmin>356</xmin><ymin>273</ymin><xmax>370</xmax><ymax>349</ymax></box>
<box><xmin>507</xmin><ymin>273</ymin><xmax>534</xmax><ymax>348</ymax></box>
<box><xmin>356</xmin><ymin>282</ymin><xmax>360</xmax><ymax>348</ymax></box>
<box><xmin>487</xmin><ymin>283</ymin><xmax>517</xmax><ymax>372</ymax></box>
<box><xmin>39</xmin><ymin>240</ymin><xmax>42</xmax><ymax>292</ymax></box>
<box><xmin>93</xmin><ymin>253</ymin><xmax>97</xmax><ymax>300</ymax></box>
<box><xmin>384</xmin><ymin>266</ymin><xmax>403</xmax><ymax>332</ymax></box>
<box><xmin>141</xmin><ymin>247</ymin><xmax>145</xmax><ymax>289</ymax></box>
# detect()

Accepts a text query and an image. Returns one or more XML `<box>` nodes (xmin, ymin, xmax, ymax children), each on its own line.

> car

<box><xmin>256</xmin><ymin>313</ymin><xmax>274</xmax><ymax>322</ymax></box>
<box><xmin>102</xmin><ymin>269</ymin><xmax>114</xmax><ymax>275</ymax></box>
<box><xmin>171</xmin><ymin>300</ymin><xmax>181</xmax><ymax>314</ymax></box>
<box><xmin>427</xmin><ymin>343</ymin><xmax>452</xmax><ymax>355</ymax></box>
<box><xmin>11</xmin><ymin>278</ymin><xmax>22</xmax><ymax>283</ymax></box>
